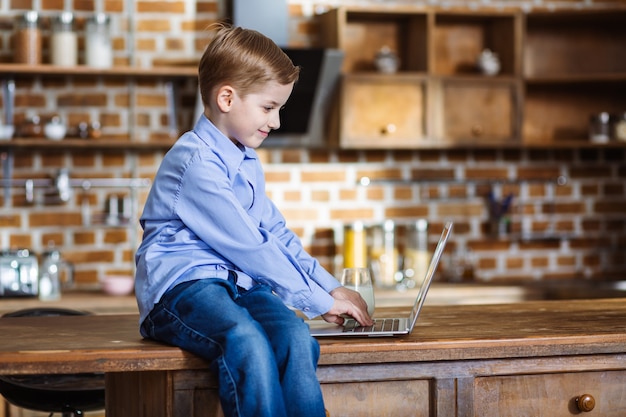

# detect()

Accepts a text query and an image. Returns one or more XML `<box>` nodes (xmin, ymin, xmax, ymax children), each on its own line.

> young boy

<box><xmin>134</xmin><ymin>25</ymin><xmax>372</xmax><ymax>417</ymax></box>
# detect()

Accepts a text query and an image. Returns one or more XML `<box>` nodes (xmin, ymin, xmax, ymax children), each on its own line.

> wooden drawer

<box><xmin>474</xmin><ymin>370</ymin><xmax>626</xmax><ymax>417</ymax></box>
<box><xmin>431</xmin><ymin>78</ymin><xmax>519</xmax><ymax>144</ymax></box>
<box><xmin>338</xmin><ymin>74</ymin><xmax>427</xmax><ymax>148</ymax></box>
<box><xmin>322</xmin><ymin>379</ymin><xmax>430</xmax><ymax>417</ymax></box>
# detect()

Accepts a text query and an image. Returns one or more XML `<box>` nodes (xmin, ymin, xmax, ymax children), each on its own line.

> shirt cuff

<box><xmin>295</xmin><ymin>284</ymin><xmax>336</xmax><ymax>319</ymax></box>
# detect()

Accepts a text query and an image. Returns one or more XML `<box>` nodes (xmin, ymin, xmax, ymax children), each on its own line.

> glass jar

<box><xmin>613</xmin><ymin>112</ymin><xmax>626</xmax><ymax>142</ymax></box>
<box><xmin>51</xmin><ymin>12</ymin><xmax>77</xmax><ymax>66</ymax></box>
<box><xmin>368</xmin><ymin>220</ymin><xmax>399</xmax><ymax>289</ymax></box>
<box><xmin>589</xmin><ymin>112</ymin><xmax>612</xmax><ymax>143</ymax></box>
<box><xmin>14</xmin><ymin>11</ymin><xmax>42</xmax><ymax>64</ymax></box>
<box><xmin>343</xmin><ymin>221</ymin><xmax>367</xmax><ymax>269</ymax></box>
<box><xmin>85</xmin><ymin>13</ymin><xmax>113</xmax><ymax>68</ymax></box>
<box><xmin>402</xmin><ymin>219</ymin><xmax>429</xmax><ymax>285</ymax></box>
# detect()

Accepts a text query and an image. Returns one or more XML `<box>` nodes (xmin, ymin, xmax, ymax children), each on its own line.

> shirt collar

<box><xmin>194</xmin><ymin>115</ymin><xmax>258</xmax><ymax>169</ymax></box>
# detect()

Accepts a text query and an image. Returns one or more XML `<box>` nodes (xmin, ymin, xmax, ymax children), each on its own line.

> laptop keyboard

<box><xmin>342</xmin><ymin>318</ymin><xmax>401</xmax><ymax>333</ymax></box>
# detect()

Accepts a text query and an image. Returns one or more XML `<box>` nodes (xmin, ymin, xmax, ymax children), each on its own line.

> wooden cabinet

<box><xmin>339</xmin><ymin>74</ymin><xmax>426</xmax><ymax>148</ymax></box>
<box><xmin>320</xmin><ymin>6</ymin><xmax>626</xmax><ymax>149</ymax></box>
<box><xmin>474</xmin><ymin>370</ymin><xmax>626</xmax><ymax>416</ymax></box>
<box><xmin>322</xmin><ymin>379</ymin><xmax>431</xmax><ymax>417</ymax></box>
<box><xmin>430</xmin><ymin>77</ymin><xmax>520</xmax><ymax>143</ymax></box>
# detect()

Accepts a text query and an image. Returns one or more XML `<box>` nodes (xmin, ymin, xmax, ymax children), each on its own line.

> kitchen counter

<box><xmin>1</xmin><ymin>299</ymin><xmax>626</xmax><ymax>416</ymax></box>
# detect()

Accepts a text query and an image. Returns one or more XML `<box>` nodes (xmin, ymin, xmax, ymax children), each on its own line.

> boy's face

<box><xmin>222</xmin><ymin>80</ymin><xmax>294</xmax><ymax>149</ymax></box>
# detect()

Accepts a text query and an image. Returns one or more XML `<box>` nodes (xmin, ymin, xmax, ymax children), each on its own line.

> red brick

<box><xmin>9</xmin><ymin>234</ymin><xmax>32</xmax><ymax>249</ymax></box>
<box><xmin>301</xmin><ymin>170</ymin><xmax>346</xmax><ymax>182</ymax></box>
<box><xmin>30</xmin><ymin>212</ymin><xmax>83</xmax><ymax>227</ymax></box>
<box><xmin>265</xmin><ymin>171</ymin><xmax>291</xmax><ymax>183</ymax></box>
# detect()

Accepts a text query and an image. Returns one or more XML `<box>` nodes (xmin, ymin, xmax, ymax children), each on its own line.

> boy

<box><xmin>134</xmin><ymin>25</ymin><xmax>372</xmax><ymax>417</ymax></box>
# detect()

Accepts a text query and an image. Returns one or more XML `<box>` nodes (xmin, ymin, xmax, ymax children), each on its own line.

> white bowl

<box><xmin>44</xmin><ymin>123</ymin><xmax>67</xmax><ymax>141</ymax></box>
<box><xmin>102</xmin><ymin>275</ymin><xmax>135</xmax><ymax>296</ymax></box>
<box><xmin>0</xmin><ymin>124</ymin><xmax>14</xmax><ymax>141</ymax></box>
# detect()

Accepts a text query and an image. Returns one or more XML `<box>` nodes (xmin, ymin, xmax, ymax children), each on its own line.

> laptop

<box><xmin>308</xmin><ymin>221</ymin><xmax>452</xmax><ymax>337</ymax></box>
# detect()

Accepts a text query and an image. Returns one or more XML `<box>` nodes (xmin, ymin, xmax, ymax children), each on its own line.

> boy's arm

<box><xmin>177</xmin><ymin>157</ymin><xmax>335</xmax><ymax>318</ymax></box>
<box><xmin>260</xmin><ymin>198</ymin><xmax>341</xmax><ymax>294</ymax></box>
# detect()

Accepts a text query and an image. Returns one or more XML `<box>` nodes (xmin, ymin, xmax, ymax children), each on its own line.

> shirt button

<box><xmin>303</xmin><ymin>307</ymin><xmax>310</xmax><ymax>312</ymax></box>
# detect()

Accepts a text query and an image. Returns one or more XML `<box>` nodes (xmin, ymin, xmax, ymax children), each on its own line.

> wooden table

<box><xmin>1</xmin><ymin>299</ymin><xmax>626</xmax><ymax>416</ymax></box>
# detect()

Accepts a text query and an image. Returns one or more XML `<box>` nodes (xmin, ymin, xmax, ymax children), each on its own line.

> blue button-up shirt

<box><xmin>135</xmin><ymin>116</ymin><xmax>340</xmax><ymax>326</ymax></box>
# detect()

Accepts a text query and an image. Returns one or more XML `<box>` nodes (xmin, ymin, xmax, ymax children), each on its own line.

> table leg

<box><xmin>105</xmin><ymin>370</ymin><xmax>222</xmax><ymax>417</ymax></box>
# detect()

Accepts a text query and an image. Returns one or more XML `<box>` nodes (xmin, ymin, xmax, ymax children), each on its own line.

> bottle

<box><xmin>14</xmin><ymin>11</ymin><xmax>42</xmax><ymax>65</ymax></box>
<box><xmin>85</xmin><ymin>13</ymin><xmax>113</xmax><ymax>68</ymax></box>
<box><xmin>51</xmin><ymin>12</ymin><xmax>77</xmax><ymax>66</ymax></box>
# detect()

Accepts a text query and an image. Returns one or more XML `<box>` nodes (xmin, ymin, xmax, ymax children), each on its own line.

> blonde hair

<box><xmin>198</xmin><ymin>24</ymin><xmax>300</xmax><ymax>108</ymax></box>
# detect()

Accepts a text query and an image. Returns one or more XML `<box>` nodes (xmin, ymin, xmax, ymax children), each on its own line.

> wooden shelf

<box><xmin>0</xmin><ymin>63</ymin><xmax>197</xmax><ymax>78</ymax></box>
<box><xmin>525</xmin><ymin>73</ymin><xmax>626</xmax><ymax>84</ymax></box>
<box><xmin>0</xmin><ymin>137</ymin><xmax>176</xmax><ymax>150</ymax></box>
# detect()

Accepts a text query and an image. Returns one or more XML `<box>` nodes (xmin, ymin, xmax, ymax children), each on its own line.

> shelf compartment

<box><xmin>524</xmin><ymin>10</ymin><xmax>626</xmax><ymax>78</ymax></box>
<box><xmin>338</xmin><ymin>73</ymin><xmax>427</xmax><ymax>149</ymax></box>
<box><xmin>319</xmin><ymin>7</ymin><xmax>428</xmax><ymax>73</ymax></box>
<box><xmin>523</xmin><ymin>83</ymin><xmax>626</xmax><ymax>144</ymax></box>
<box><xmin>430</xmin><ymin>78</ymin><xmax>521</xmax><ymax>144</ymax></box>
<box><xmin>431</xmin><ymin>12</ymin><xmax>521</xmax><ymax>77</ymax></box>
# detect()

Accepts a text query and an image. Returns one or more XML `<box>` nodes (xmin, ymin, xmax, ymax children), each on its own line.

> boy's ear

<box><xmin>216</xmin><ymin>85</ymin><xmax>234</xmax><ymax>112</ymax></box>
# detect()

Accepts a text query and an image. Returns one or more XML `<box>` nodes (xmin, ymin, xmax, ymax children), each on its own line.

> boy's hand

<box><xmin>322</xmin><ymin>287</ymin><xmax>373</xmax><ymax>327</ymax></box>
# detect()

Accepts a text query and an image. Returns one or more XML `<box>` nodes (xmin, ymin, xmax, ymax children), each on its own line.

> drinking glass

<box><xmin>340</xmin><ymin>267</ymin><xmax>375</xmax><ymax>317</ymax></box>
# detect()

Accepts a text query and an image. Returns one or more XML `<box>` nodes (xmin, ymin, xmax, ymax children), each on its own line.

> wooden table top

<box><xmin>1</xmin><ymin>298</ymin><xmax>625</xmax><ymax>375</ymax></box>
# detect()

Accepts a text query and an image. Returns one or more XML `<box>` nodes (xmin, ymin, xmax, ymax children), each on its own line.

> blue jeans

<box><xmin>140</xmin><ymin>273</ymin><xmax>326</xmax><ymax>417</ymax></box>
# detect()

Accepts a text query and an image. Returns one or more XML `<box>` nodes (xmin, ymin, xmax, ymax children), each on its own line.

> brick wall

<box><xmin>1</xmin><ymin>0</ymin><xmax>625</xmax><ymax>288</ymax></box>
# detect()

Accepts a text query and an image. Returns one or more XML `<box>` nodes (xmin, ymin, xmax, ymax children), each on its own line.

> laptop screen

<box><xmin>406</xmin><ymin>222</ymin><xmax>453</xmax><ymax>328</ymax></box>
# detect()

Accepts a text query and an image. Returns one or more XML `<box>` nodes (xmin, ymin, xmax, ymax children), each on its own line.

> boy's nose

<box><xmin>268</xmin><ymin>113</ymin><xmax>281</xmax><ymax>130</ymax></box>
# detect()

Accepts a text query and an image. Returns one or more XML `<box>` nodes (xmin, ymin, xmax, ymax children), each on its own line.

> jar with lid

<box><xmin>368</xmin><ymin>220</ymin><xmax>399</xmax><ymax>289</ymax></box>
<box><xmin>85</xmin><ymin>13</ymin><xmax>113</xmax><ymax>68</ymax></box>
<box><xmin>51</xmin><ymin>12</ymin><xmax>77</xmax><ymax>66</ymax></box>
<box><xmin>613</xmin><ymin>112</ymin><xmax>626</xmax><ymax>142</ymax></box>
<box><xmin>402</xmin><ymin>219</ymin><xmax>429</xmax><ymax>286</ymax></box>
<box><xmin>39</xmin><ymin>246</ymin><xmax>74</xmax><ymax>301</ymax></box>
<box><xmin>343</xmin><ymin>221</ymin><xmax>367</xmax><ymax>269</ymax></box>
<box><xmin>14</xmin><ymin>11</ymin><xmax>42</xmax><ymax>65</ymax></box>
<box><xmin>589</xmin><ymin>112</ymin><xmax>612</xmax><ymax>143</ymax></box>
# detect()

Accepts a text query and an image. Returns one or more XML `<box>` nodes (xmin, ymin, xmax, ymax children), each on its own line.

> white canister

<box><xmin>51</xmin><ymin>12</ymin><xmax>77</xmax><ymax>66</ymax></box>
<box><xmin>85</xmin><ymin>13</ymin><xmax>113</xmax><ymax>68</ymax></box>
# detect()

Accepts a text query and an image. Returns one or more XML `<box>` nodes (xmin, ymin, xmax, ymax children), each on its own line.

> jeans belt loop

<box><xmin>227</xmin><ymin>270</ymin><xmax>238</xmax><ymax>286</ymax></box>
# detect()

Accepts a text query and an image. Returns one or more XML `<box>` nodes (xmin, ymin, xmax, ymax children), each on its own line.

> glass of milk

<box><xmin>340</xmin><ymin>267</ymin><xmax>375</xmax><ymax>317</ymax></box>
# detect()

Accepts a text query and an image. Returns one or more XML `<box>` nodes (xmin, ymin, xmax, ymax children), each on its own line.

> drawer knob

<box><xmin>576</xmin><ymin>394</ymin><xmax>595</xmax><ymax>412</ymax></box>
<box><xmin>380</xmin><ymin>124</ymin><xmax>396</xmax><ymax>135</ymax></box>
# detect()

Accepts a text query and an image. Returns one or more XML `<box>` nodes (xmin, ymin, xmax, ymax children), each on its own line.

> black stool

<box><xmin>0</xmin><ymin>307</ymin><xmax>106</xmax><ymax>417</ymax></box>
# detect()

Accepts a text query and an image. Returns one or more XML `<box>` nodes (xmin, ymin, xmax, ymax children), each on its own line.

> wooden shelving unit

<box><xmin>0</xmin><ymin>63</ymin><xmax>197</xmax><ymax>150</ymax></box>
<box><xmin>319</xmin><ymin>6</ymin><xmax>626</xmax><ymax>149</ymax></box>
